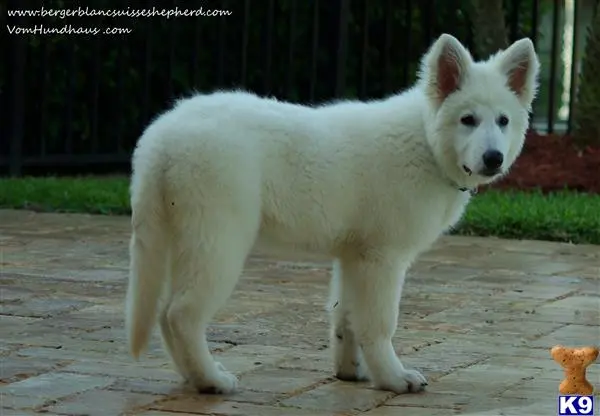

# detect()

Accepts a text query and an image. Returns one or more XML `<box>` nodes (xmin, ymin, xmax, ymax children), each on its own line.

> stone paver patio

<box><xmin>1</xmin><ymin>209</ymin><xmax>599</xmax><ymax>416</ymax></box>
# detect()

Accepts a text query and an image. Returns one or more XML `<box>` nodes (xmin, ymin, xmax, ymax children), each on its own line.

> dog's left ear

<box><xmin>496</xmin><ymin>38</ymin><xmax>540</xmax><ymax>110</ymax></box>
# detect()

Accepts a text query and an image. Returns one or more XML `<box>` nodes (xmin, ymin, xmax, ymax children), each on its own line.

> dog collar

<box><xmin>458</xmin><ymin>187</ymin><xmax>478</xmax><ymax>196</ymax></box>
<box><xmin>441</xmin><ymin>168</ymin><xmax>478</xmax><ymax>196</ymax></box>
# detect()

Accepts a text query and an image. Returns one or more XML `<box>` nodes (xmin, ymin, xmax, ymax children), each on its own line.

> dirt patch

<box><xmin>487</xmin><ymin>131</ymin><xmax>600</xmax><ymax>194</ymax></box>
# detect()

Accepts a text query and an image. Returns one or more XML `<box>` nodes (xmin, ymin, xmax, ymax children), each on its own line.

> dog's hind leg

<box><xmin>161</xmin><ymin>208</ymin><xmax>258</xmax><ymax>394</ymax></box>
<box><xmin>338</xmin><ymin>249</ymin><xmax>428</xmax><ymax>394</ymax></box>
<box><xmin>329</xmin><ymin>260</ymin><xmax>369</xmax><ymax>381</ymax></box>
<box><xmin>158</xmin><ymin>277</ymin><xmax>186</xmax><ymax>378</ymax></box>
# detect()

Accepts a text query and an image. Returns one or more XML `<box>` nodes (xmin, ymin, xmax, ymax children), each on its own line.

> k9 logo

<box><xmin>558</xmin><ymin>395</ymin><xmax>594</xmax><ymax>416</ymax></box>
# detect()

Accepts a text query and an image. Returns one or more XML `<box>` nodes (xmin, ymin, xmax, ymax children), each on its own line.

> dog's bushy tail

<box><xmin>125</xmin><ymin>152</ymin><xmax>168</xmax><ymax>360</ymax></box>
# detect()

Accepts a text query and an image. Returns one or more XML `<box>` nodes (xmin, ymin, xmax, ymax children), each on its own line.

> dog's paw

<box><xmin>194</xmin><ymin>362</ymin><xmax>238</xmax><ymax>395</ymax></box>
<box><xmin>215</xmin><ymin>361</ymin><xmax>228</xmax><ymax>373</ymax></box>
<box><xmin>374</xmin><ymin>369</ymin><xmax>428</xmax><ymax>394</ymax></box>
<box><xmin>335</xmin><ymin>358</ymin><xmax>370</xmax><ymax>382</ymax></box>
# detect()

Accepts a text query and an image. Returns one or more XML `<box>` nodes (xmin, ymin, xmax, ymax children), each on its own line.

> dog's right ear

<box><xmin>421</xmin><ymin>34</ymin><xmax>473</xmax><ymax>107</ymax></box>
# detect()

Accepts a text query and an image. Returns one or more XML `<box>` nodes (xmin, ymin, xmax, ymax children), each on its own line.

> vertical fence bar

<box><xmin>167</xmin><ymin>1</ymin><xmax>176</xmax><ymax>99</ymax></box>
<box><xmin>64</xmin><ymin>42</ymin><xmax>75</xmax><ymax>155</ymax></box>
<box><xmin>422</xmin><ymin>0</ymin><xmax>434</xmax><ymax>47</ymax></box>
<box><xmin>116</xmin><ymin>41</ymin><xmax>125</xmax><ymax>154</ymax></box>
<box><xmin>402</xmin><ymin>0</ymin><xmax>412</xmax><ymax>87</ymax></box>
<box><xmin>528</xmin><ymin>0</ymin><xmax>539</xmax><ymax>128</ymax></box>
<box><xmin>39</xmin><ymin>38</ymin><xmax>48</xmax><ymax>157</ymax></box>
<box><xmin>287</xmin><ymin>0</ymin><xmax>297</xmax><ymax>99</ymax></box>
<box><xmin>567</xmin><ymin>0</ymin><xmax>579</xmax><ymax>135</ymax></box>
<box><xmin>547</xmin><ymin>0</ymin><xmax>560</xmax><ymax>134</ymax></box>
<box><xmin>383</xmin><ymin>0</ymin><xmax>393</xmax><ymax>93</ymax></box>
<box><xmin>192</xmin><ymin>12</ymin><xmax>202</xmax><ymax>87</ymax></box>
<box><xmin>466</xmin><ymin>9</ymin><xmax>475</xmax><ymax>52</ymax></box>
<box><xmin>335</xmin><ymin>0</ymin><xmax>350</xmax><ymax>97</ymax></box>
<box><xmin>217</xmin><ymin>2</ymin><xmax>226</xmax><ymax>86</ymax></box>
<box><xmin>359</xmin><ymin>0</ymin><xmax>369</xmax><ymax>99</ymax></box>
<box><xmin>142</xmin><ymin>18</ymin><xmax>153</xmax><ymax>127</ymax></box>
<box><xmin>444</xmin><ymin>0</ymin><xmax>458</xmax><ymax>41</ymax></box>
<box><xmin>9</xmin><ymin>25</ymin><xmax>26</xmax><ymax>176</ymax></box>
<box><xmin>91</xmin><ymin>35</ymin><xmax>100</xmax><ymax>154</ymax></box>
<box><xmin>510</xmin><ymin>0</ymin><xmax>521</xmax><ymax>42</ymax></box>
<box><xmin>264</xmin><ymin>0</ymin><xmax>275</xmax><ymax>95</ymax></box>
<box><xmin>309</xmin><ymin>0</ymin><xmax>320</xmax><ymax>102</ymax></box>
<box><xmin>530</xmin><ymin>0</ymin><xmax>539</xmax><ymax>47</ymax></box>
<box><xmin>241</xmin><ymin>0</ymin><xmax>250</xmax><ymax>86</ymax></box>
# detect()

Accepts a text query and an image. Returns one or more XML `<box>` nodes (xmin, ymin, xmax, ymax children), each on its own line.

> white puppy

<box><xmin>125</xmin><ymin>33</ymin><xmax>540</xmax><ymax>395</ymax></box>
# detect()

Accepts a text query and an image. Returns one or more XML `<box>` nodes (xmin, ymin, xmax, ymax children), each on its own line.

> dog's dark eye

<box><xmin>460</xmin><ymin>115</ymin><xmax>477</xmax><ymax>126</ymax></box>
<box><xmin>498</xmin><ymin>115</ymin><xmax>509</xmax><ymax>127</ymax></box>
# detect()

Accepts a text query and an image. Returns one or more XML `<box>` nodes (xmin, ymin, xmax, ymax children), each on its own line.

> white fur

<box><xmin>125</xmin><ymin>34</ymin><xmax>540</xmax><ymax>395</ymax></box>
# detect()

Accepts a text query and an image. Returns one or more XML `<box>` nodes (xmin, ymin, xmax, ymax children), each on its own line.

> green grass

<box><xmin>0</xmin><ymin>176</ymin><xmax>130</xmax><ymax>216</ymax></box>
<box><xmin>458</xmin><ymin>190</ymin><xmax>600</xmax><ymax>244</ymax></box>
<box><xmin>1</xmin><ymin>176</ymin><xmax>599</xmax><ymax>245</ymax></box>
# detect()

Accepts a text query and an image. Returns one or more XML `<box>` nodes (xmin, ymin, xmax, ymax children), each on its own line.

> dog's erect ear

<box><xmin>421</xmin><ymin>33</ymin><xmax>473</xmax><ymax>106</ymax></box>
<box><xmin>495</xmin><ymin>38</ymin><xmax>540</xmax><ymax>110</ymax></box>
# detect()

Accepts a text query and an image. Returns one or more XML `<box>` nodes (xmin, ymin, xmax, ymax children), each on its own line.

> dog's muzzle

<box><xmin>479</xmin><ymin>167</ymin><xmax>502</xmax><ymax>177</ymax></box>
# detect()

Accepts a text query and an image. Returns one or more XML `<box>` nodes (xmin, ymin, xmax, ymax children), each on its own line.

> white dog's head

<box><xmin>420</xmin><ymin>34</ymin><xmax>540</xmax><ymax>188</ymax></box>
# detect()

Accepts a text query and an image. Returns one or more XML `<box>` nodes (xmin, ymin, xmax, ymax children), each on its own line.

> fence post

<box><xmin>8</xmin><ymin>6</ymin><xmax>26</xmax><ymax>177</ymax></box>
<box><xmin>546</xmin><ymin>0</ymin><xmax>561</xmax><ymax>134</ymax></box>
<box><xmin>567</xmin><ymin>0</ymin><xmax>580</xmax><ymax>135</ymax></box>
<box><xmin>335</xmin><ymin>0</ymin><xmax>350</xmax><ymax>97</ymax></box>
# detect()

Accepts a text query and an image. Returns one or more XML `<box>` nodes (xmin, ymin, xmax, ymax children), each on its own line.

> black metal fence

<box><xmin>1</xmin><ymin>0</ymin><xmax>582</xmax><ymax>176</ymax></box>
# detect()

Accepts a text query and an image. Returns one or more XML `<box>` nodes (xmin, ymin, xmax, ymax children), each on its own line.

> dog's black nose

<box><xmin>482</xmin><ymin>150</ymin><xmax>503</xmax><ymax>170</ymax></box>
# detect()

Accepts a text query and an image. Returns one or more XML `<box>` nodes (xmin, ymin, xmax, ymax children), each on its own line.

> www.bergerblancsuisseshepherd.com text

<box><xmin>6</xmin><ymin>5</ymin><xmax>233</xmax><ymax>36</ymax></box>
<box><xmin>7</xmin><ymin>6</ymin><xmax>232</xmax><ymax>19</ymax></box>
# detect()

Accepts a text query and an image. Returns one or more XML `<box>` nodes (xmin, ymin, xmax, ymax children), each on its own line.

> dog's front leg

<box><xmin>329</xmin><ymin>260</ymin><xmax>369</xmax><ymax>381</ymax></box>
<box><xmin>338</xmin><ymin>250</ymin><xmax>427</xmax><ymax>394</ymax></box>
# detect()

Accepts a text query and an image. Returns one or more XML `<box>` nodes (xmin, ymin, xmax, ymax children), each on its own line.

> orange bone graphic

<box><xmin>551</xmin><ymin>345</ymin><xmax>599</xmax><ymax>395</ymax></box>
